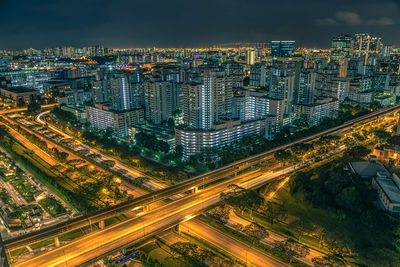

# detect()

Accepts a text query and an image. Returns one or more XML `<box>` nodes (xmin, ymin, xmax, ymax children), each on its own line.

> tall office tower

<box><xmin>353</xmin><ymin>33</ymin><xmax>383</xmax><ymax>63</ymax></box>
<box><xmin>183</xmin><ymin>70</ymin><xmax>234</xmax><ymax>130</ymax></box>
<box><xmin>268</xmin><ymin>69</ymin><xmax>295</xmax><ymax>115</ymax></box>
<box><xmin>110</xmin><ymin>74</ymin><xmax>138</xmax><ymax>111</ymax></box>
<box><xmin>295</xmin><ymin>70</ymin><xmax>316</xmax><ymax>105</ymax></box>
<box><xmin>249</xmin><ymin>63</ymin><xmax>267</xmax><ymax>87</ymax></box>
<box><xmin>246</xmin><ymin>50</ymin><xmax>255</xmax><ymax>65</ymax></box>
<box><xmin>330</xmin><ymin>35</ymin><xmax>353</xmax><ymax>61</ymax></box>
<box><xmin>144</xmin><ymin>81</ymin><xmax>174</xmax><ymax>124</ymax></box>
<box><xmin>271</xmin><ymin>41</ymin><xmax>296</xmax><ymax>57</ymax></box>
<box><xmin>338</xmin><ymin>58</ymin><xmax>348</xmax><ymax>78</ymax></box>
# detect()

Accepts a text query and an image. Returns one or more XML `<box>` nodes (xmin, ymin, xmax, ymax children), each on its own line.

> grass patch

<box><xmin>29</xmin><ymin>238</ymin><xmax>54</xmax><ymax>250</ymax></box>
<box><xmin>59</xmin><ymin>229</ymin><xmax>85</xmax><ymax>242</ymax></box>
<box><xmin>8</xmin><ymin>247</ymin><xmax>28</xmax><ymax>259</ymax></box>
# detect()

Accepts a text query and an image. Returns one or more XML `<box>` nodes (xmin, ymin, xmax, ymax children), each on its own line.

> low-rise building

<box><xmin>0</xmin><ymin>87</ymin><xmax>40</xmax><ymax>105</ymax></box>
<box><xmin>130</xmin><ymin>122</ymin><xmax>175</xmax><ymax>150</ymax></box>
<box><xmin>374</xmin><ymin>93</ymin><xmax>396</xmax><ymax>107</ymax></box>
<box><xmin>372</xmin><ymin>145</ymin><xmax>400</xmax><ymax>166</ymax></box>
<box><xmin>60</xmin><ymin>105</ymin><xmax>87</xmax><ymax>123</ymax></box>
<box><xmin>349</xmin><ymin>161</ymin><xmax>390</xmax><ymax>179</ymax></box>
<box><xmin>86</xmin><ymin>103</ymin><xmax>144</xmax><ymax>138</ymax></box>
<box><xmin>175</xmin><ymin>119</ymin><xmax>265</xmax><ymax>159</ymax></box>
<box><xmin>372</xmin><ymin>173</ymin><xmax>400</xmax><ymax>215</ymax></box>
<box><xmin>347</xmin><ymin>90</ymin><xmax>374</xmax><ymax>104</ymax></box>
<box><xmin>43</xmin><ymin>80</ymin><xmax>71</xmax><ymax>96</ymax></box>
<box><xmin>0</xmin><ymin>75</ymin><xmax>11</xmax><ymax>88</ymax></box>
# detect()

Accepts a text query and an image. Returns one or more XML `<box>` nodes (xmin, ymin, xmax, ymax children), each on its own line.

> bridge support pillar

<box><xmin>192</xmin><ymin>186</ymin><xmax>198</xmax><ymax>193</ymax></box>
<box><xmin>54</xmin><ymin>236</ymin><xmax>60</xmax><ymax>247</ymax></box>
<box><xmin>143</xmin><ymin>205</ymin><xmax>149</xmax><ymax>212</ymax></box>
<box><xmin>175</xmin><ymin>224</ymin><xmax>181</xmax><ymax>234</ymax></box>
<box><xmin>99</xmin><ymin>220</ymin><xmax>105</xmax><ymax>230</ymax></box>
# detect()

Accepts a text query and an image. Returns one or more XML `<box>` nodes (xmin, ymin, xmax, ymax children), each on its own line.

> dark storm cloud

<box><xmin>0</xmin><ymin>0</ymin><xmax>399</xmax><ymax>49</ymax></box>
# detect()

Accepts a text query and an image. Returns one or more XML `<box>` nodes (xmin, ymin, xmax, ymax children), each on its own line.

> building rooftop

<box><xmin>1</xmin><ymin>86</ymin><xmax>37</xmax><ymax>93</ymax></box>
<box><xmin>375</xmin><ymin>177</ymin><xmax>400</xmax><ymax>204</ymax></box>
<box><xmin>350</xmin><ymin>161</ymin><xmax>390</xmax><ymax>179</ymax></box>
<box><xmin>44</xmin><ymin>80</ymin><xmax>68</xmax><ymax>85</ymax></box>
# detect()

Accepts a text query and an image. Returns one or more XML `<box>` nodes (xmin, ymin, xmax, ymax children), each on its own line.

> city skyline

<box><xmin>1</xmin><ymin>1</ymin><xmax>400</xmax><ymax>266</ymax></box>
<box><xmin>0</xmin><ymin>0</ymin><xmax>400</xmax><ymax>50</ymax></box>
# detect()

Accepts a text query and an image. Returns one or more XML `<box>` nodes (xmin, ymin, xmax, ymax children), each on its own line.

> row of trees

<box><xmin>288</xmin><ymin>145</ymin><xmax>400</xmax><ymax>265</ymax></box>
<box><xmin>0</xmin><ymin>125</ymin><xmax>93</xmax><ymax>211</ymax></box>
<box><xmin>185</xmin><ymin>104</ymin><xmax>375</xmax><ymax>173</ymax></box>
<box><xmin>209</xmin><ymin>185</ymin><xmax>312</xmax><ymax>266</ymax></box>
<box><xmin>135</xmin><ymin>132</ymin><xmax>170</xmax><ymax>154</ymax></box>
<box><xmin>52</xmin><ymin>108</ymin><xmax>189</xmax><ymax>182</ymax></box>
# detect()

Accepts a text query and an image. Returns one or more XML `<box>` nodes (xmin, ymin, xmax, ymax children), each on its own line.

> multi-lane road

<box><xmin>0</xmin><ymin>104</ymin><xmax>56</xmax><ymax>115</ymax></box>
<box><xmin>14</xmin><ymin>166</ymin><xmax>296</xmax><ymax>266</ymax></box>
<box><xmin>180</xmin><ymin>219</ymin><xmax>286</xmax><ymax>267</ymax></box>
<box><xmin>4</xmin><ymin>103</ymin><xmax>400</xmax><ymax>266</ymax></box>
<box><xmin>36</xmin><ymin>110</ymin><xmax>165</xmax><ymax>191</ymax></box>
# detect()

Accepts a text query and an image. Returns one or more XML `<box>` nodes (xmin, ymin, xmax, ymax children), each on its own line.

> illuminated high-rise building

<box><xmin>339</xmin><ymin>58</ymin><xmax>348</xmax><ymax>78</ymax></box>
<box><xmin>330</xmin><ymin>35</ymin><xmax>353</xmax><ymax>61</ymax></box>
<box><xmin>144</xmin><ymin>81</ymin><xmax>174</xmax><ymax>124</ymax></box>
<box><xmin>246</xmin><ymin>50</ymin><xmax>255</xmax><ymax>65</ymax></box>
<box><xmin>269</xmin><ymin>68</ymin><xmax>295</xmax><ymax>115</ymax></box>
<box><xmin>183</xmin><ymin>70</ymin><xmax>233</xmax><ymax>130</ymax></box>
<box><xmin>88</xmin><ymin>44</ymin><xmax>105</xmax><ymax>56</ymax></box>
<box><xmin>249</xmin><ymin>63</ymin><xmax>267</xmax><ymax>87</ymax></box>
<box><xmin>295</xmin><ymin>70</ymin><xmax>316</xmax><ymax>105</ymax></box>
<box><xmin>110</xmin><ymin>74</ymin><xmax>140</xmax><ymax>111</ymax></box>
<box><xmin>353</xmin><ymin>33</ymin><xmax>383</xmax><ymax>63</ymax></box>
<box><xmin>271</xmin><ymin>41</ymin><xmax>295</xmax><ymax>57</ymax></box>
<box><xmin>62</xmin><ymin>46</ymin><xmax>74</xmax><ymax>58</ymax></box>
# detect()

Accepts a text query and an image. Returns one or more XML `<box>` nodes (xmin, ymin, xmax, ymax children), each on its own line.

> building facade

<box><xmin>86</xmin><ymin>103</ymin><xmax>144</xmax><ymax>137</ymax></box>
<box><xmin>175</xmin><ymin>119</ymin><xmax>265</xmax><ymax>159</ymax></box>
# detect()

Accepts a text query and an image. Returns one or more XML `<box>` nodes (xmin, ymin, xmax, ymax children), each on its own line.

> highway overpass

<box><xmin>5</xmin><ymin>103</ymin><xmax>400</xmax><ymax>261</ymax></box>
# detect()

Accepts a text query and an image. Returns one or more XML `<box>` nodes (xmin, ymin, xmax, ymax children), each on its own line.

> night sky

<box><xmin>0</xmin><ymin>0</ymin><xmax>399</xmax><ymax>49</ymax></box>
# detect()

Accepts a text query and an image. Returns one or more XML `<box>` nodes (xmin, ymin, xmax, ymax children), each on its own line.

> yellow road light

<box><xmin>183</xmin><ymin>214</ymin><xmax>195</xmax><ymax>222</ymax></box>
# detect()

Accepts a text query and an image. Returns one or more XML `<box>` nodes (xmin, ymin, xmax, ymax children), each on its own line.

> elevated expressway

<box><xmin>5</xmin><ymin>103</ymin><xmax>400</xmax><ymax>265</ymax></box>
